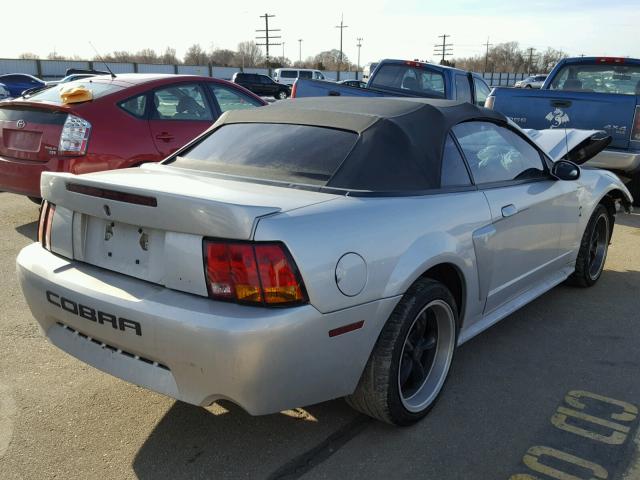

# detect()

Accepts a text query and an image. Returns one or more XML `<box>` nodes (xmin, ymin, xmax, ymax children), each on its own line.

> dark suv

<box><xmin>232</xmin><ymin>73</ymin><xmax>290</xmax><ymax>100</ymax></box>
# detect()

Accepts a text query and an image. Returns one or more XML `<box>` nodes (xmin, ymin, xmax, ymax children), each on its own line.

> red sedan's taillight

<box><xmin>203</xmin><ymin>240</ymin><xmax>307</xmax><ymax>306</ymax></box>
<box><xmin>291</xmin><ymin>81</ymin><xmax>297</xmax><ymax>98</ymax></box>
<box><xmin>59</xmin><ymin>114</ymin><xmax>91</xmax><ymax>156</ymax></box>
<box><xmin>37</xmin><ymin>201</ymin><xmax>56</xmax><ymax>250</ymax></box>
<box><xmin>632</xmin><ymin>106</ymin><xmax>640</xmax><ymax>142</ymax></box>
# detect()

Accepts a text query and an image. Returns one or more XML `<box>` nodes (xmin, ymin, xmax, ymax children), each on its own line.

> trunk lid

<box><xmin>41</xmin><ymin>164</ymin><xmax>338</xmax><ymax>293</ymax></box>
<box><xmin>0</xmin><ymin>102</ymin><xmax>70</xmax><ymax>162</ymax></box>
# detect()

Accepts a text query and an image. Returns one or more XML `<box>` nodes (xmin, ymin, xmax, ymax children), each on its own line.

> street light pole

<box><xmin>335</xmin><ymin>14</ymin><xmax>348</xmax><ymax>81</ymax></box>
<box><xmin>356</xmin><ymin>37</ymin><xmax>363</xmax><ymax>80</ymax></box>
<box><xmin>282</xmin><ymin>41</ymin><xmax>285</xmax><ymax>64</ymax></box>
<box><xmin>298</xmin><ymin>38</ymin><xmax>302</xmax><ymax>63</ymax></box>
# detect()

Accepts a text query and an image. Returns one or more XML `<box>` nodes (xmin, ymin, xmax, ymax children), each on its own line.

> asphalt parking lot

<box><xmin>1</xmin><ymin>192</ymin><xmax>639</xmax><ymax>480</ymax></box>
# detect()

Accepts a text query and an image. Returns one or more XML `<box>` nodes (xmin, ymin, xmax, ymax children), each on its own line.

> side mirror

<box><xmin>552</xmin><ymin>160</ymin><xmax>580</xmax><ymax>181</ymax></box>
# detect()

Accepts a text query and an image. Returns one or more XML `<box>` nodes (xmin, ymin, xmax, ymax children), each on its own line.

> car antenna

<box><xmin>89</xmin><ymin>41</ymin><xmax>116</xmax><ymax>79</ymax></box>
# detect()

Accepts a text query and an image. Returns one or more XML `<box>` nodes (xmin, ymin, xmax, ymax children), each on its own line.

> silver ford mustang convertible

<box><xmin>17</xmin><ymin>98</ymin><xmax>632</xmax><ymax>425</ymax></box>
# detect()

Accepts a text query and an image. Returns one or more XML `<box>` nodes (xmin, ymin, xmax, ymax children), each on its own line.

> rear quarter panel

<box><xmin>254</xmin><ymin>190</ymin><xmax>493</xmax><ymax>327</ymax></box>
<box><xmin>67</xmin><ymin>94</ymin><xmax>160</xmax><ymax>174</ymax></box>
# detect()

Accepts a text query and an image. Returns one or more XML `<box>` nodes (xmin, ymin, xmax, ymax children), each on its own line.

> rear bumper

<box><xmin>17</xmin><ymin>243</ymin><xmax>399</xmax><ymax>415</ymax></box>
<box><xmin>0</xmin><ymin>155</ymin><xmax>65</xmax><ymax>198</ymax></box>
<box><xmin>587</xmin><ymin>148</ymin><xmax>640</xmax><ymax>174</ymax></box>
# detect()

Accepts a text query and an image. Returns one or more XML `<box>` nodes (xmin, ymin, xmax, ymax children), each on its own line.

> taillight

<box><xmin>203</xmin><ymin>240</ymin><xmax>307</xmax><ymax>306</ymax></box>
<box><xmin>59</xmin><ymin>114</ymin><xmax>91</xmax><ymax>156</ymax></box>
<box><xmin>632</xmin><ymin>106</ymin><xmax>640</xmax><ymax>142</ymax></box>
<box><xmin>404</xmin><ymin>60</ymin><xmax>426</xmax><ymax>68</ymax></box>
<box><xmin>598</xmin><ymin>57</ymin><xmax>625</xmax><ymax>64</ymax></box>
<box><xmin>37</xmin><ymin>201</ymin><xmax>56</xmax><ymax>250</ymax></box>
<box><xmin>291</xmin><ymin>81</ymin><xmax>297</xmax><ymax>98</ymax></box>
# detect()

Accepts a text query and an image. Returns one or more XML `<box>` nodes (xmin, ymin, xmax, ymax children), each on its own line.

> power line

<box><xmin>356</xmin><ymin>37</ymin><xmax>363</xmax><ymax>81</ymax></box>
<box><xmin>255</xmin><ymin>13</ymin><xmax>281</xmax><ymax>76</ymax></box>
<box><xmin>434</xmin><ymin>34</ymin><xmax>453</xmax><ymax>64</ymax></box>
<box><xmin>335</xmin><ymin>14</ymin><xmax>348</xmax><ymax>81</ymax></box>
<box><xmin>483</xmin><ymin>37</ymin><xmax>493</xmax><ymax>73</ymax></box>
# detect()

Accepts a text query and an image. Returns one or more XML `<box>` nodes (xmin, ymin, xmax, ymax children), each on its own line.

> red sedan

<box><xmin>0</xmin><ymin>74</ymin><xmax>267</xmax><ymax>201</ymax></box>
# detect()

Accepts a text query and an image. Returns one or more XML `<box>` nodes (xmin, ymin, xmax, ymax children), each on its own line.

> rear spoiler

<box><xmin>65</xmin><ymin>68</ymin><xmax>110</xmax><ymax>76</ymax></box>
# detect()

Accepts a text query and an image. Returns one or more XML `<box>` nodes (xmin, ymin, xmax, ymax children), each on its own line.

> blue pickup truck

<box><xmin>486</xmin><ymin>56</ymin><xmax>640</xmax><ymax>203</ymax></box>
<box><xmin>291</xmin><ymin>59</ymin><xmax>492</xmax><ymax>107</ymax></box>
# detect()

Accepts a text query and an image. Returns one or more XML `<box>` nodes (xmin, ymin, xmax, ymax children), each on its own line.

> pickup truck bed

<box><xmin>292</xmin><ymin>59</ymin><xmax>492</xmax><ymax>107</ymax></box>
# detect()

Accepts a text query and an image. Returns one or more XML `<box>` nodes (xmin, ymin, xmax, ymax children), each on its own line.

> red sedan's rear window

<box><xmin>26</xmin><ymin>80</ymin><xmax>124</xmax><ymax>104</ymax></box>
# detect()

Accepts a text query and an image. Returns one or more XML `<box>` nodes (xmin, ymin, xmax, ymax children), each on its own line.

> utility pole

<box><xmin>335</xmin><ymin>14</ymin><xmax>348</xmax><ymax>81</ymax></box>
<box><xmin>433</xmin><ymin>34</ymin><xmax>453</xmax><ymax>65</ymax></box>
<box><xmin>526</xmin><ymin>47</ymin><xmax>537</xmax><ymax>75</ymax></box>
<box><xmin>483</xmin><ymin>37</ymin><xmax>493</xmax><ymax>73</ymax></box>
<box><xmin>356</xmin><ymin>37</ymin><xmax>363</xmax><ymax>80</ymax></box>
<box><xmin>298</xmin><ymin>38</ymin><xmax>302</xmax><ymax>63</ymax></box>
<box><xmin>282</xmin><ymin>41</ymin><xmax>285</xmax><ymax>64</ymax></box>
<box><xmin>256</xmin><ymin>13</ymin><xmax>281</xmax><ymax>76</ymax></box>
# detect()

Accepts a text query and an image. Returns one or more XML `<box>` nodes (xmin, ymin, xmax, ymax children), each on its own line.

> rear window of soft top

<box><xmin>167</xmin><ymin>123</ymin><xmax>357</xmax><ymax>187</ymax></box>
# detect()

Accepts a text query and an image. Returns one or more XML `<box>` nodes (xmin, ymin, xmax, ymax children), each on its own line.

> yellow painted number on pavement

<box><xmin>564</xmin><ymin>390</ymin><xmax>638</xmax><ymax>423</ymax></box>
<box><xmin>522</xmin><ymin>446</ymin><xmax>608</xmax><ymax>480</ymax></box>
<box><xmin>551</xmin><ymin>391</ymin><xmax>638</xmax><ymax>445</ymax></box>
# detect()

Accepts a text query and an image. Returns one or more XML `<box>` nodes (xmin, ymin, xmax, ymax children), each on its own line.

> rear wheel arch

<box><xmin>417</xmin><ymin>262</ymin><xmax>466</xmax><ymax>329</ymax></box>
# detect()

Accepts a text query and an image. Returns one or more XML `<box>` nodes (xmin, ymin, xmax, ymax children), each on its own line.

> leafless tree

<box><xmin>453</xmin><ymin>42</ymin><xmax>567</xmax><ymax>73</ymax></box>
<box><xmin>160</xmin><ymin>47</ymin><xmax>179</xmax><ymax>65</ymax></box>
<box><xmin>312</xmin><ymin>49</ymin><xmax>353</xmax><ymax>71</ymax></box>
<box><xmin>236</xmin><ymin>41</ymin><xmax>264</xmax><ymax>67</ymax></box>
<box><xmin>210</xmin><ymin>49</ymin><xmax>237</xmax><ymax>67</ymax></box>
<box><xmin>183</xmin><ymin>44</ymin><xmax>208</xmax><ymax>65</ymax></box>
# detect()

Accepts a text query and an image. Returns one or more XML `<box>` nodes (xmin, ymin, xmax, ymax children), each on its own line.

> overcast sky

<box><xmin>5</xmin><ymin>0</ymin><xmax>639</xmax><ymax>65</ymax></box>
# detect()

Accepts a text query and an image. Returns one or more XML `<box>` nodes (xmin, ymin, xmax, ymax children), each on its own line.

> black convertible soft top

<box><xmin>216</xmin><ymin>97</ymin><xmax>509</xmax><ymax>192</ymax></box>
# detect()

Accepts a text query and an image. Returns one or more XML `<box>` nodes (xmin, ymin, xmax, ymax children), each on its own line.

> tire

<box><xmin>525</xmin><ymin>84</ymin><xmax>533</xmax><ymax>88</ymax></box>
<box><xmin>276</xmin><ymin>90</ymin><xmax>288</xmax><ymax>100</ymax></box>
<box><xmin>346</xmin><ymin>278</ymin><xmax>458</xmax><ymax>426</ymax></box>
<box><xmin>28</xmin><ymin>196</ymin><xmax>42</xmax><ymax>205</ymax></box>
<box><xmin>628</xmin><ymin>173</ymin><xmax>640</xmax><ymax>207</ymax></box>
<box><xmin>568</xmin><ymin>204</ymin><xmax>611</xmax><ymax>287</ymax></box>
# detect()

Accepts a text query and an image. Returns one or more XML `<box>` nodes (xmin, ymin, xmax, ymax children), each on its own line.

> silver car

<box><xmin>17</xmin><ymin>98</ymin><xmax>632</xmax><ymax>425</ymax></box>
<box><xmin>515</xmin><ymin>75</ymin><xmax>547</xmax><ymax>88</ymax></box>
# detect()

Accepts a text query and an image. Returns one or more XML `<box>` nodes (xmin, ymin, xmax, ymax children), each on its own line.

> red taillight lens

<box><xmin>255</xmin><ymin>245</ymin><xmax>305</xmax><ymax>304</ymax></box>
<box><xmin>37</xmin><ymin>201</ymin><xmax>56</xmax><ymax>250</ymax></box>
<box><xmin>291</xmin><ymin>81</ymin><xmax>298</xmax><ymax>98</ymax></box>
<box><xmin>598</xmin><ymin>57</ymin><xmax>625</xmax><ymax>64</ymax></box>
<box><xmin>632</xmin><ymin>106</ymin><xmax>640</xmax><ymax>142</ymax></box>
<box><xmin>203</xmin><ymin>240</ymin><xmax>307</xmax><ymax>306</ymax></box>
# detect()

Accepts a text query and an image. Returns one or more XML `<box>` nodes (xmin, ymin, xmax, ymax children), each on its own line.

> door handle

<box><xmin>328</xmin><ymin>90</ymin><xmax>341</xmax><ymax>96</ymax></box>
<box><xmin>551</xmin><ymin>100</ymin><xmax>572</xmax><ymax>108</ymax></box>
<box><xmin>155</xmin><ymin>133</ymin><xmax>174</xmax><ymax>142</ymax></box>
<box><xmin>501</xmin><ymin>204</ymin><xmax>518</xmax><ymax>217</ymax></box>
